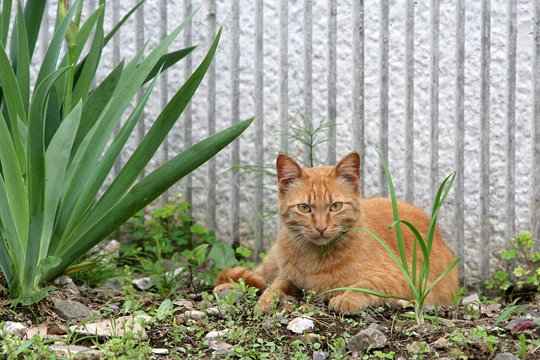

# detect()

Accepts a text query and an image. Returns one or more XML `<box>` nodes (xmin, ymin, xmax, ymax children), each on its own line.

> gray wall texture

<box><xmin>36</xmin><ymin>0</ymin><xmax>540</xmax><ymax>286</ymax></box>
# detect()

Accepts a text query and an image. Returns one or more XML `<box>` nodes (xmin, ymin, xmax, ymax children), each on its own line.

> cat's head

<box><xmin>276</xmin><ymin>152</ymin><xmax>362</xmax><ymax>246</ymax></box>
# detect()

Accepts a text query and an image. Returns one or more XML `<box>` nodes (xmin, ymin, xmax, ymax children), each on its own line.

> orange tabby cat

<box><xmin>214</xmin><ymin>152</ymin><xmax>459</xmax><ymax>313</ymax></box>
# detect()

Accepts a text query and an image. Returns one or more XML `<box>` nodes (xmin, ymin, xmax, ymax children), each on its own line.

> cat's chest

<box><xmin>280</xmin><ymin>249</ymin><xmax>357</xmax><ymax>292</ymax></box>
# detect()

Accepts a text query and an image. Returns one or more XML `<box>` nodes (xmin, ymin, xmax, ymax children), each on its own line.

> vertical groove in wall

<box><xmin>135</xmin><ymin>1</ymin><xmax>145</xmax><ymax>177</ymax></box>
<box><xmin>254</xmin><ymin>0</ymin><xmax>264</xmax><ymax>256</ymax></box>
<box><xmin>352</xmin><ymin>0</ymin><xmax>365</xmax><ymax>191</ymax></box>
<box><xmin>405</xmin><ymin>0</ymin><xmax>415</xmax><ymax>202</ymax></box>
<box><xmin>112</xmin><ymin>0</ymin><xmax>122</xmax><ymax>176</ymax></box>
<box><xmin>303</xmin><ymin>0</ymin><xmax>313</xmax><ymax>166</ymax></box>
<box><xmin>533</xmin><ymin>0</ymin><xmax>540</xmax><ymax>247</ymax></box>
<box><xmin>279</xmin><ymin>0</ymin><xmax>289</xmax><ymax>152</ymax></box>
<box><xmin>231</xmin><ymin>0</ymin><xmax>241</xmax><ymax>249</ymax></box>
<box><xmin>430</xmin><ymin>0</ymin><xmax>440</xmax><ymax>204</ymax></box>
<box><xmin>327</xmin><ymin>0</ymin><xmax>337</xmax><ymax>164</ymax></box>
<box><xmin>206</xmin><ymin>0</ymin><xmax>217</xmax><ymax>231</ymax></box>
<box><xmin>480</xmin><ymin>0</ymin><xmax>491</xmax><ymax>281</ymax></box>
<box><xmin>505</xmin><ymin>0</ymin><xmax>516</xmax><ymax>242</ymax></box>
<box><xmin>379</xmin><ymin>0</ymin><xmax>389</xmax><ymax>196</ymax></box>
<box><xmin>160</xmin><ymin>0</ymin><xmax>169</xmax><ymax>202</ymax></box>
<box><xmin>183</xmin><ymin>0</ymin><xmax>193</xmax><ymax>214</ymax></box>
<box><xmin>455</xmin><ymin>0</ymin><xmax>465</xmax><ymax>280</ymax></box>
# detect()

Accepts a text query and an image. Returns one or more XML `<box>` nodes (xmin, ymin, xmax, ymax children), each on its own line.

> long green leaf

<box><xmin>358</xmin><ymin>227</ymin><xmax>419</xmax><ymax>299</ymax></box>
<box><xmin>86</xmin><ymin>30</ymin><xmax>221</xmax><ymax>231</ymax></box>
<box><xmin>423</xmin><ymin>258</ymin><xmax>460</xmax><ymax>300</ymax></box>
<box><xmin>374</xmin><ymin>147</ymin><xmax>409</xmax><ymax>277</ymax></box>
<box><xmin>0</xmin><ymin>0</ymin><xmax>12</xmax><ymax>46</ymax></box>
<box><xmin>40</xmin><ymin>103</ymin><xmax>82</xmax><ymax>261</ymax></box>
<box><xmin>425</xmin><ymin>172</ymin><xmax>456</xmax><ymax>253</ymax></box>
<box><xmin>53</xmin><ymin>15</ymin><xmax>194</xmax><ymax>244</ymax></box>
<box><xmin>34</xmin><ymin>0</ymin><xmax>79</xmax><ymax>93</ymax></box>
<box><xmin>0</xmin><ymin>42</ymin><xmax>25</xmax><ymax>126</ymax></box>
<box><xmin>22</xmin><ymin>0</ymin><xmax>46</xmax><ymax>59</ymax></box>
<box><xmin>0</xmin><ymin>112</ymin><xmax>27</xmax><ymax>261</ymax></box>
<box><xmin>71</xmin><ymin>5</ymin><xmax>105</xmax><ymax>107</ymax></box>
<box><xmin>45</xmin><ymin>118</ymin><xmax>253</xmax><ymax>281</ymax></box>
<box><xmin>52</xmin><ymin>79</ymin><xmax>156</xmax><ymax>255</ymax></box>
<box><xmin>103</xmin><ymin>0</ymin><xmax>145</xmax><ymax>46</ymax></box>
<box><xmin>73</xmin><ymin>61</ymin><xmax>124</xmax><ymax>154</ymax></box>
<box><xmin>13</xmin><ymin>3</ymin><xmax>30</xmax><ymax>114</ymax></box>
<box><xmin>25</xmin><ymin>68</ymin><xmax>69</xmax><ymax>292</ymax></box>
<box><xmin>320</xmin><ymin>287</ymin><xmax>407</xmax><ymax>301</ymax></box>
<box><xmin>143</xmin><ymin>46</ymin><xmax>197</xmax><ymax>84</ymax></box>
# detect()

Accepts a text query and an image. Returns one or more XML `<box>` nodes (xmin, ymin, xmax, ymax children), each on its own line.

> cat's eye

<box><xmin>330</xmin><ymin>202</ymin><xmax>343</xmax><ymax>211</ymax></box>
<box><xmin>297</xmin><ymin>203</ymin><xmax>311</xmax><ymax>213</ymax></box>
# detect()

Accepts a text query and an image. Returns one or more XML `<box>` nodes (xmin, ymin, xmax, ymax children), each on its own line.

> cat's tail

<box><xmin>213</xmin><ymin>251</ymin><xmax>279</xmax><ymax>297</ymax></box>
<box><xmin>213</xmin><ymin>267</ymin><xmax>268</xmax><ymax>296</ymax></box>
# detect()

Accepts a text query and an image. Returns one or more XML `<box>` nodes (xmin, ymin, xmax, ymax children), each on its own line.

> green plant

<box><xmin>100</xmin><ymin>333</ymin><xmax>153</xmax><ymax>360</ymax></box>
<box><xmin>484</xmin><ymin>231</ymin><xmax>539</xmax><ymax>295</ymax></box>
<box><xmin>324</xmin><ymin>148</ymin><xmax>459</xmax><ymax>324</ymax></box>
<box><xmin>0</xmin><ymin>0</ymin><xmax>252</xmax><ymax>303</ymax></box>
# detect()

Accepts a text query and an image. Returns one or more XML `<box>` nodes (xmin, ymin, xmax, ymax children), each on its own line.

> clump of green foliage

<box><xmin>484</xmin><ymin>231</ymin><xmax>539</xmax><ymax>296</ymax></box>
<box><xmin>118</xmin><ymin>199</ymin><xmax>253</xmax><ymax>295</ymax></box>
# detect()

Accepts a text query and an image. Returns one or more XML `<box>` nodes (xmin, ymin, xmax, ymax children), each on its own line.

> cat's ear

<box><xmin>335</xmin><ymin>152</ymin><xmax>361</xmax><ymax>190</ymax></box>
<box><xmin>276</xmin><ymin>153</ymin><xmax>303</xmax><ymax>193</ymax></box>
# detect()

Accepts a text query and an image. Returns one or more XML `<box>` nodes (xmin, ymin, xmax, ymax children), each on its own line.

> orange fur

<box><xmin>214</xmin><ymin>152</ymin><xmax>459</xmax><ymax>313</ymax></box>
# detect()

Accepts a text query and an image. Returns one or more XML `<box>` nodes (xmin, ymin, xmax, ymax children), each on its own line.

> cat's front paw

<box><xmin>213</xmin><ymin>283</ymin><xmax>238</xmax><ymax>298</ymax></box>
<box><xmin>328</xmin><ymin>292</ymin><xmax>377</xmax><ymax>313</ymax></box>
<box><xmin>256</xmin><ymin>288</ymin><xmax>280</xmax><ymax>312</ymax></box>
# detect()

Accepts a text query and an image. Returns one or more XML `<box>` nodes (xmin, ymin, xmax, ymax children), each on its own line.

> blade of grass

<box><xmin>373</xmin><ymin>147</ymin><xmax>409</xmax><ymax>277</ymax></box>
<box><xmin>321</xmin><ymin>286</ymin><xmax>408</xmax><ymax>300</ymax></box>
<box><xmin>44</xmin><ymin>118</ymin><xmax>253</xmax><ymax>281</ymax></box>
<box><xmin>358</xmin><ymin>227</ymin><xmax>419</xmax><ymax>299</ymax></box>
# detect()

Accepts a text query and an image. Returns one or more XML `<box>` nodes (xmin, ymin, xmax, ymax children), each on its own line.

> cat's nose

<box><xmin>316</xmin><ymin>225</ymin><xmax>327</xmax><ymax>235</ymax></box>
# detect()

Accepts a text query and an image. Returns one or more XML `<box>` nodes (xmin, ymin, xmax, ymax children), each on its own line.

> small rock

<box><xmin>493</xmin><ymin>353</ymin><xmax>519</xmax><ymax>360</ymax></box>
<box><xmin>208</xmin><ymin>340</ymin><xmax>234</xmax><ymax>356</ymax></box>
<box><xmin>174</xmin><ymin>299</ymin><xmax>194</xmax><ymax>309</ymax></box>
<box><xmin>50</xmin><ymin>344</ymin><xmax>103</xmax><ymax>360</ymax></box>
<box><xmin>52</xmin><ymin>299</ymin><xmax>94</xmax><ymax>321</ymax></box>
<box><xmin>0</xmin><ymin>322</ymin><xmax>28</xmax><ymax>338</ymax></box>
<box><xmin>214</xmin><ymin>288</ymin><xmax>243</xmax><ymax>303</ymax></box>
<box><xmin>103</xmin><ymin>240</ymin><xmax>120</xmax><ymax>255</ymax></box>
<box><xmin>432</xmin><ymin>337</ymin><xmax>449</xmax><ymax>349</ymax></box>
<box><xmin>205</xmin><ymin>329</ymin><xmax>231</xmax><ymax>340</ymax></box>
<box><xmin>368</xmin><ymin>323</ymin><xmax>387</xmax><ymax>333</ymax></box>
<box><xmin>69</xmin><ymin>315</ymin><xmax>150</xmax><ymax>340</ymax></box>
<box><xmin>182</xmin><ymin>310</ymin><xmax>206</xmax><ymax>320</ymax></box>
<box><xmin>206</xmin><ymin>307</ymin><xmax>221</xmax><ymax>317</ymax></box>
<box><xmin>54</xmin><ymin>276</ymin><xmax>75</xmax><ymax>287</ymax></box>
<box><xmin>313</xmin><ymin>351</ymin><xmax>329</xmax><ymax>360</ymax></box>
<box><xmin>287</xmin><ymin>317</ymin><xmax>315</xmax><ymax>334</ymax></box>
<box><xmin>462</xmin><ymin>293</ymin><xmax>480</xmax><ymax>304</ymax></box>
<box><xmin>132</xmin><ymin>277</ymin><xmax>153</xmax><ymax>290</ymax></box>
<box><xmin>481</xmin><ymin>303</ymin><xmax>502</xmax><ymax>317</ymax></box>
<box><xmin>263</xmin><ymin>316</ymin><xmax>289</xmax><ymax>330</ymax></box>
<box><xmin>152</xmin><ymin>348</ymin><xmax>169</xmax><ymax>355</ymax></box>
<box><xmin>279</xmin><ymin>295</ymin><xmax>298</xmax><ymax>312</ymax></box>
<box><xmin>424</xmin><ymin>305</ymin><xmax>436</xmax><ymax>315</ymax></box>
<box><xmin>347</xmin><ymin>327</ymin><xmax>388</xmax><ymax>353</ymax></box>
